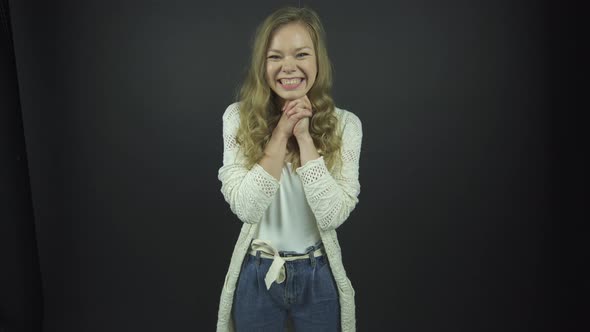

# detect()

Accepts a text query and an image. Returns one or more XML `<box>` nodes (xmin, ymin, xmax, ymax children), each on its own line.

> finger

<box><xmin>286</xmin><ymin>104</ymin><xmax>303</xmax><ymax>117</ymax></box>
<box><xmin>291</xmin><ymin>99</ymin><xmax>305</xmax><ymax>109</ymax></box>
<box><xmin>294</xmin><ymin>105</ymin><xmax>312</xmax><ymax>116</ymax></box>
<box><xmin>288</xmin><ymin>110</ymin><xmax>305</xmax><ymax>120</ymax></box>
<box><xmin>282</xmin><ymin>101</ymin><xmax>292</xmax><ymax>113</ymax></box>
<box><xmin>290</xmin><ymin>108</ymin><xmax>311</xmax><ymax>117</ymax></box>
<box><xmin>290</xmin><ymin>110</ymin><xmax>311</xmax><ymax>121</ymax></box>
<box><xmin>301</xmin><ymin>100</ymin><xmax>311</xmax><ymax>112</ymax></box>
<box><xmin>298</xmin><ymin>110</ymin><xmax>313</xmax><ymax>119</ymax></box>
<box><xmin>288</xmin><ymin>111</ymin><xmax>301</xmax><ymax>120</ymax></box>
<box><xmin>286</xmin><ymin>99</ymin><xmax>303</xmax><ymax>112</ymax></box>
<box><xmin>285</xmin><ymin>100</ymin><xmax>296</xmax><ymax>112</ymax></box>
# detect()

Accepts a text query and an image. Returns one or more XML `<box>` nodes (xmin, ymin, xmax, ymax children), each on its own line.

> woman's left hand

<box><xmin>282</xmin><ymin>95</ymin><xmax>313</xmax><ymax>139</ymax></box>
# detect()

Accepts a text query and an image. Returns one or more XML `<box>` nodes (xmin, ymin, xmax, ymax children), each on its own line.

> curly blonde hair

<box><xmin>233</xmin><ymin>6</ymin><xmax>343</xmax><ymax>173</ymax></box>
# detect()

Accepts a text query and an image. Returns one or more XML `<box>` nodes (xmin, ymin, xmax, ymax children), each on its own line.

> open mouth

<box><xmin>277</xmin><ymin>78</ymin><xmax>305</xmax><ymax>90</ymax></box>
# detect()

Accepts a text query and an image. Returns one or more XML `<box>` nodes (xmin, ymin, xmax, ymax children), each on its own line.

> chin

<box><xmin>276</xmin><ymin>91</ymin><xmax>307</xmax><ymax>101</ymax></box>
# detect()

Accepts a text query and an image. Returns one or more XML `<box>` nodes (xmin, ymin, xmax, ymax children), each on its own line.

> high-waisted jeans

<box><xmin>232</xmin><ymin>241</ymin><xmax>341</xmax><ymax>331</ymax></box>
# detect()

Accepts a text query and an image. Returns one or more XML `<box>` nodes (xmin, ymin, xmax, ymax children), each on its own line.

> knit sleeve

<box><xmin>295</xmin><ymin>110</ymin><xmax>362</xmax><ymax>231</ymax></box>
<box><xmin>217</xmin><ymin>103</ymin><xmax>280</xmax><ymax>224</ymax></box>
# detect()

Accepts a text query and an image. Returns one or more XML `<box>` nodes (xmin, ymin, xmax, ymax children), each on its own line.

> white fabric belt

<box><xmin>249</xmin><ymin>239</ymin><xmax>323</xmax><ymax>290</ymax></box>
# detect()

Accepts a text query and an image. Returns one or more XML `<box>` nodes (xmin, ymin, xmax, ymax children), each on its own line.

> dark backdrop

<box><xmin>2</xmin><ymin>0</ymin><xmax>583</xmax><ymax>331</ymax></box>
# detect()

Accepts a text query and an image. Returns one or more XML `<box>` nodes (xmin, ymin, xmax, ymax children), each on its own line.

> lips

<box><xmin>277</xmin><ymin>78</ymin><xmax>305</xmax><ymax>90</ymax></box>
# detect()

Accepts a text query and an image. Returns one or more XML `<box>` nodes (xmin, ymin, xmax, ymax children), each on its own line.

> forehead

<box><xmin>267</xmin><ymin>22</ymin><xmax>314</xmax><ymax>51</ymax></box>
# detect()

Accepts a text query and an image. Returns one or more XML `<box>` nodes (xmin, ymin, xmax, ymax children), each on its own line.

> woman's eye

<box><xmin>268</xmin><ymin>53</ymin><xmax>309</xmax><ymax>59</ymax></box>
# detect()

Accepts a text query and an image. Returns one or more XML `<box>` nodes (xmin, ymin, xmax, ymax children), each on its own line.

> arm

<box><xmin>297</xmin><ymin>134</ymin><xmax>321</xmax><ymax>166</ymax></box>
<box><xmin>259</xmin><ymin>128</ymin><xmax>289</xmax><ymax>181</ymax></box>
<box><xmin>295</xmin><ymin>111</ymin><xmax>363</xmax><ymax>231</ymax></box>
<box><xmin>217</xmin><ymin>103</ymin><xmax>284</xmax><ymax>224</ymax></box>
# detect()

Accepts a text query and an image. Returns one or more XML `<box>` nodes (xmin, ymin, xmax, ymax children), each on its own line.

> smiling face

<box><xmin>265</xmin><ymin>22</ymin><xmax>317</xmax><ymax>106</ymax></box>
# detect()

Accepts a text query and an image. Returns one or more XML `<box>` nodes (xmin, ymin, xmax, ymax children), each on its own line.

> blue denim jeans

<box><xmin>233</xmin><ymin>241</ymin><xmax>341</xmax><ymax>331</ymax></box>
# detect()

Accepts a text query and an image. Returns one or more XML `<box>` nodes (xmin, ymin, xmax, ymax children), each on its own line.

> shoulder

<box><xmin>222</xmin><ymin>101</ymin><xmax>241</xmax><ymax>123</ymax></box>
<box><xmin>334</xmin><ymin>106</ymin><xmax>362</xmax><ymax>137</ymax></box>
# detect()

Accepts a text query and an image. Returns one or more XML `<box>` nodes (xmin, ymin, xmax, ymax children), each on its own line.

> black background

<box><xmin>1</xmin><ymin>0</ymin><xmax>584</xmax><ymax>331</ymax></box>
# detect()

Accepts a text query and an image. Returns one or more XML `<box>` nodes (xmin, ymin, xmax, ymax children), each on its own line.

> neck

<box><xmin>272</xmin><ymin>94</ymin><xmax>288</xmax><ymax>110</ymax></box>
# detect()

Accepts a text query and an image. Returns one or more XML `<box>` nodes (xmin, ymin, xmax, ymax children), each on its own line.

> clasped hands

<box><xmin>275</xmin><ymin>94</ymin><xmax>314</xmax><ymax>141</ymax></box>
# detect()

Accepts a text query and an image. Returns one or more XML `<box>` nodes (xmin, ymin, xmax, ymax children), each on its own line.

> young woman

<box><xmin>216</xmin><ymin>6</ymin><xmax>362</xmax><ymax>332</ymax></box>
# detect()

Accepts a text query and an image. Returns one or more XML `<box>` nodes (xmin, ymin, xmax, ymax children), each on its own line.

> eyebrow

<box><xmin>267</xmin><ymin>46</ymin><xmax>312</xmax><ymax>53</ymax></box>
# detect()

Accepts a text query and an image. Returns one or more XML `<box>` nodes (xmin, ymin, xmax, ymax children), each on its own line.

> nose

<box><xmin>281</xmin><ymin>57</ymin><xmax>297</xmax><ymax>74</ymax></box>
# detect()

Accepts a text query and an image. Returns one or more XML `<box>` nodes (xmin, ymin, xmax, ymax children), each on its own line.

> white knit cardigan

<box><xmin>216</xmin><ymin>102</ymin><xmax>363</xmax><ymax>332</ymax></box>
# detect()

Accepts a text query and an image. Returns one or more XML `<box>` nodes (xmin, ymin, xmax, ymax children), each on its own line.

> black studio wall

<box><xmin>2</xmin><ymin>0</ymin><xmax>584</xmax><ymax>331</ymax></box>
<box><xmin>1</xmin><ymin>0</ymin><xmax>44</xmax><ymax>330</ymax></box>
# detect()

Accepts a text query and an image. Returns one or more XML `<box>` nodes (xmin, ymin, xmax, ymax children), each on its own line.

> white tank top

<box><xmin>254</xmin><ymin>162</ymin><xmax>321</xmax><ymax>253</ymax></box>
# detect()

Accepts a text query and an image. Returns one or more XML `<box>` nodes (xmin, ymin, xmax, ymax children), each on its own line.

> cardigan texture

<box><xmin>216</xmin><ymin>101</ymin><xmax>363</xmax><ymax>331</ymax></box>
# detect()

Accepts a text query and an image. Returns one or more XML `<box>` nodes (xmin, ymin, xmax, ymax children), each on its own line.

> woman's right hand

<box><xmin>273</xmin><ymin>98</ymin><xmax>313</xmax><ymax>139</ymax></box>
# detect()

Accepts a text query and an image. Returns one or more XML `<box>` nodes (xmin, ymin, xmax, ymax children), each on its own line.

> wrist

<box><xmin>295</xmin><ymin>133</ymin><xmax>313</xmax><ymax>143</ymax></box>
<box><xmin>272</xmin><ymin>129</ymin><xmax>290</xmax><ymax>143</ymax></box>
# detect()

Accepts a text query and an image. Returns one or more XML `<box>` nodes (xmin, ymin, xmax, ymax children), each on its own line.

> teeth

<box><xmin>280</xmin><ymin>78</ymin><xmax>302</xmax><ymax>85</ymax></box>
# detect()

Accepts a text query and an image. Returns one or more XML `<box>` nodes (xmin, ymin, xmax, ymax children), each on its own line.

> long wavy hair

<box><xmin>234</xmin><ymin>6</ymin><xmax>343</xmax><ymax>173</ymax></box>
